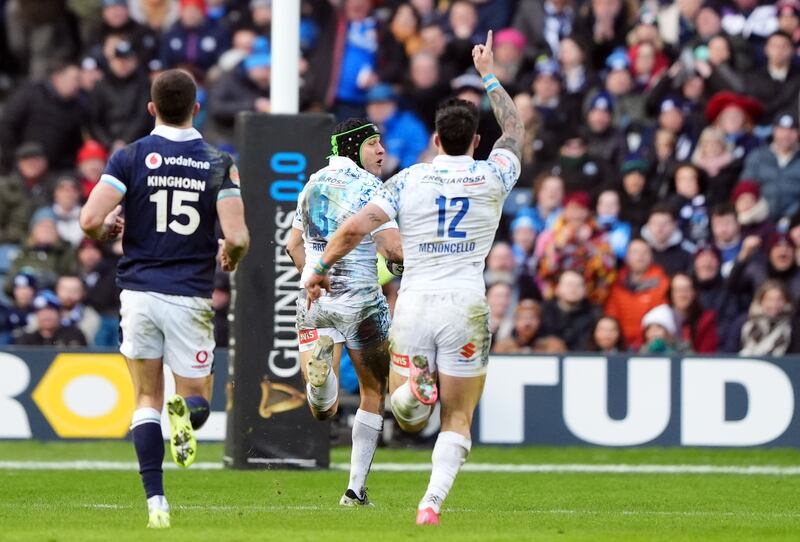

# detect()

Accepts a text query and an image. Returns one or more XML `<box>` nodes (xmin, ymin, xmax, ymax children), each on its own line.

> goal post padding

<box><xmin>225</xmin><ymin>112</ymin><xmax>334</xmax><ymax>469</ymax></box>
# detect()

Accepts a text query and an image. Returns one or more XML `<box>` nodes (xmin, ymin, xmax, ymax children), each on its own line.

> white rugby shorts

<box><xmin>119</xmin><ymin>289</ymin><xmax>216</xmax><ymax>378</ymax></box>
<box><xmin>389</xmin><ymin>290</ymin><xmax>490</xmax><ymax>378</ymax></box>
<box><xmin>296</xmin><ymin>290</ymin><xmax>390</xmax><ymax>353</ymax></box>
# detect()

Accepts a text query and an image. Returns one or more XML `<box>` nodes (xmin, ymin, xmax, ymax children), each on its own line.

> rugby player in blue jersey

<box><xmin>80</xmin><ymin>69</ymin><xmax>249</xmax><ymax>528</ymax></box>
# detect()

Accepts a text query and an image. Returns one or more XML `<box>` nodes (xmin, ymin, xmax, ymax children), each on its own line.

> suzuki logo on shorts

<box><xmin>460</xmin><ymin>343</ymin><xmax>476</xmax><ymax>359</ymax></box>
<box><xmin>145</xmin><ymin>152</ymin><xmax>163</xmax><ymax>169</ymax></box>
<box><xmin>391</xmin><ymin>352</ymin><xmax>410</xmax><ymax>368</ymax></box>
<box><xmin>196</xmin><ymin>351</ymin><xmax>209</xmax><ymax>364</ymax></box>
<box><xmin>298</xmin><ymin>329</ymin><xmax>318</xmax><ymax>345</ymax></box>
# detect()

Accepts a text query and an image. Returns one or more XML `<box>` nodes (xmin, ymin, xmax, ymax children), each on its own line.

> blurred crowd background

<box><xmin>1</xmin><ymin>0</ymin><xmax>800</xmax><ymax>358</ymax></box>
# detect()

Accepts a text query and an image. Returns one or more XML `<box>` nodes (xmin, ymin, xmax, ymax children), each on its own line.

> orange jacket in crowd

<box><xmin>604</xmin><ymin>264</ymin><xmax>670</xmax><ymax>346</ymax></box>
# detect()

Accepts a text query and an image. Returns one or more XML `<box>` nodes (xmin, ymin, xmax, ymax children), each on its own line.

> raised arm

<box><xmin>473</xmin><ymin>31</ymin><xmax>524</xmax><ymax>161</ymax></box>
<box><xmin>303</xmin><ymin>203</ymin><xmax>391</xmax><ymax>304</ymax></box>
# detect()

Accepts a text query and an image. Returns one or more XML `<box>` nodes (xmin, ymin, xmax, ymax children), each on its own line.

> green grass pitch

<box><xmin>1</xmin><ymin>442</ymin><xmax>800</xmax><ymax>541</ymax></box>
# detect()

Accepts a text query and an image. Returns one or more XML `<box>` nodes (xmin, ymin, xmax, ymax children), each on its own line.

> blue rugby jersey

<box><xmin>100</xmin><ymin>125</ymin><xmax>241</xmax><ymax>298</ymax></box>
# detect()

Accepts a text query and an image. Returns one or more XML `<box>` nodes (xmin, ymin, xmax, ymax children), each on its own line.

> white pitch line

<box><xmin>1</xmin><ymin>460</ymin><xmax>800</xmax><ymax>476</ymax></box>
<box><xmin>3</xmin><ymin>503</ymin><xmax>799</xmax><ymax>520</ymax></box>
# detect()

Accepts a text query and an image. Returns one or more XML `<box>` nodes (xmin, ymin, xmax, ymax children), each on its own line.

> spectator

<box><xmin>159</xmin><ymin>0</ymin><xmax>230</xmax><ymax>74</ymax></box>
<box><xmin>704</xmin><ymin>90</ymin><xmax>762</xmax><ymax>159</ymax></box>
<box><xmin>595</xmin><ymin>188</ymin><xmax>631</xmax><ymax>260</ymax></box>
<box><xmin>658</xmin><ymin>0</ymin><xmax>703</xmax><ymax>51</ymax></box>
<box><xmin>403</xmin><ymin>52</ymin><xmax>449</xmax><ymax>131</ymax></box>
<box><xmin>129</xmin><ymin>0</ymin><xmax>179</xmax><ymax>34</ymax></box>
<box><xmin>547</xmin><ymin>131</ymin><xmax>610</xmax><ymax>195</ymax></box>
<box><xmin>740</xmin><ymin>112</ymin><xmax>800</xmax><ymax>221</ymax></box>
<box><xmin>583</xmin><ymin>91</ymin><xmax>625</xmax><ymax>166</ymax></box>
<box><xmin>512</xmin><ymin>0</ymin><xmax>575</xmax><ymax>60</ymax></box>
<box><xmin>536</xmin><ymin>191</ymin><xmax>617</xmax><ymax>304</ymax></box>
<box><xmin>4</xmin><ymin>0</ymin><xmax>81</xmax><ymax>80</ymax></box>
<box><xmin>655</xmin><ymin>97</ymin><xmax>695</xmax><ymax>163</ymax></box>
<box><xmin>89</xmin><ymin>37</ymin><xmax>153</xmax><ymax>151</ymax></box>
<box><xmin>731</xmin><ymin>179</ymin><xmax>773</xmax><ymax>239</ymax></box>
<box><xmin>516</xmin><ymin>173</ymin><xmax>563</xmax><ymax>233</ymax></box>
<box><xmin>668</xmin><ymin>163</ymin><xmax>709</xmax><ymax>245</ymax></box>
<box><xmin>709</xmin><ymin>203</ymin><xmax>743</xmax><ymax>277</ymax></box>
<box><xmin>528</xmin><ymin>57</ymin><xmax>575</xmax><ymax>170</ymax></box>
<box><xmin>597</xmin><ymin>48</ymin><xmax>646</xmax><ymax>130</ymax></box>
<box><xmin>573</xmin><ymin>0</ymin><xmax>633</xmax><ymax>71</ymax></box>
<box><xmin>443</xmin><ymin>1</ymin><xmax>481</xmax><ymax>75</ymax></box>
<box><xmin>743</xmin><ymin>31</ymin><xmax>800</xmax><ymax>122</ymax></box>
<box><xmin>740</xmin><ymin>280</ymin><xmax>800</xmax><ymax>356</ymax></box>
<box><xmin>512</xmin><ymin>92</ymin><xmax>540</xmax><ymax>184</ymax></box>
<box><xmin>15</xmin><ymin>290</ymin><xmax>87</xmax><ymax>346</ymax></box>
<box><xmin>510</xmin><ymin>215</ymin><xmax>537</xmax><ymax>278</ymax></box>
<box><xmin>78</xmin><ymin>56</ymin><xmax>105</xmax><ymax>97</ymax></box>
<box><xmin>377</xmin><ymin>4</ymin><xmax>422</xmax><ymax>86</ymax></box>
<box><xmin>638</xmin><ymin>303</ymin><xmax>691</xmax><ymax>354</ymax></box>
<box><xmin>4</xmin><ymin>273</ymin><xmax>37</xmax><ymax>341</ymax></box>
<box><xmin>55</xmin><ymin>274</ymin><xmax>101</xmax><ymax>345</ymax></box>
<box><xmin>492</xmin><ymin>299</ymin><xmax>542</xmax><ymax>353</ymax></box>
<box><xmin>605</xmin><ymin>239</ymin><xmax>670</xmax><ymax>345</ymax></box>
<box><xmin>585</xmin><ymin>315</ymin><xmax>626</xmax><ymax>353</ymax></box>
<box><xmin>50</xmin><ymin>176</ymin><xmax>83</xmax><ymax>247</ymax></box>
<box><xmin>485</xmin><ymin>241</ymin><xmax>516</xmax><ymax>287</ymax></box>
<box><xmin>89</xmin><ymin>0</ymin><xmax>159</xmax><ymax>64</ymax></box>
<box><xmin>648</xmin><ymin>129</ymin><xmax>678</xmax><ymax>200</ymax></box>
<box><xmin>558</xmin><ymin>36</ymin><xmax>597</xmax><ymax>104</ymax></box>
<box><xmin>532</xmin><ymin>335</ymin><xmax>568</xmax><ymax>353</ymax></box>
<box><xmin>5</xmin><ymin>209</ymin><xmax>77</xmax><ymax>296</ymax></box>
<box><xmin>640</xmin><ymin>204</ymin><xmax>694</xmax><ymax>276</ymax></box>
<box><xmin>629</xmin><ymin>41</ymin><xmax>669</xmax><ymax>92</ymax></box>
<box><xmin>492</xmin><ymin>28</ymin><xmax>531</xmax><ymax>96</ymax></box>
<box><xmin>0</xmin><ymin>62</ymin><xmax>85</xmax><ymax>173</ymax></box>
<box><xmin>692</xmin><ymin>126</ymin><xmax>743</xmax><ymax>207</ymax></box>
<box><xmin>618</xmin><ymin>157</ymin><xmax>655</xmax><ymax>230</ymax></box>
<box><xmin>729</xmin><ymin>229</ymin><xmax>800</xmax><ymax>306</ymax></box>
<box><xmin>77</xmin><ymin>239</ymin><xmax>120</xmax><ymax>347</ymax></box>
<box><xmin>207</xmin><ymin>41</ymin><xmax>271</xmax><ymax>141</ymax></box>
<box><xmin>692</xmin><ymin>244</ymin><xmax>742</xmax><ymax>348</ymax></box>
<box><xmin>76</xmin><ymin>140</ymin><xmax>109</xmax><ymax>200</ymax></box>
<box><xmin>777</xmin><ymin>1</ymin><xmax>800</xmax><ymax>48</ymax></box>
<box><xmin>365</xmin><ymin>83</ymin><xmax>429</xmax><ymax>175</ymax></box>
<box><xmin>487</xmin><ymin>280</ymin><xmax>514</xmax><ymax>339</ymax></box>
<box><xmin>538</xmin><ymin>270</ymin><xmax>600</xmax><ymax>350</ymax></box>
<box><xmin>668</xmin><ymin>272</ymin><xmax>719</xmax><ymax>353</ymax></box>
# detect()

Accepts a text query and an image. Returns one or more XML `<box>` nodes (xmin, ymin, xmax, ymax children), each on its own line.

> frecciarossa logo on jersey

<box><xmin>145</xmin><ymin>152</ymin><xmax>211</xmax><ymax>170</ymax></box>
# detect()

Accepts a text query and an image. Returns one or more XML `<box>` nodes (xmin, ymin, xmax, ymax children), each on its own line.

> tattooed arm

<box><xmin>304</xmin><ymin>203</ymin><xmax>391</xmax><ymax>301</ymax></box>
<box><xmin>472</xmin><ymin>31</ymin><xmax>524</xmax><ymax>161</ymax></box>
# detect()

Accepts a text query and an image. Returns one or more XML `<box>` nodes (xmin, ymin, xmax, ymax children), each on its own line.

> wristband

<box><xmin>481</xmin><ymin>73</ymin><xmax>497</xmax><ymax>83</ymax></box>
<box><xmin>313</xmin><ymin>259</ymin><xmax>331</xmax><ymax>276</ymax></box>
<box><xmin>482</xmin><ymin>74</ymin><xmax>501</xmax><ymax>93</ymax></box>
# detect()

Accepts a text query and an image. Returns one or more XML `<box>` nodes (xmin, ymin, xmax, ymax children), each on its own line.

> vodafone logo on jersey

<box><xmin>145</xmin><ymin>152</ymin><xmax>163</xmax><ymax>169</ymax></box>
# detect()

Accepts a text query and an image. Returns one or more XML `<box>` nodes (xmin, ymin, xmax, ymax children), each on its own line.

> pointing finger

<box><xmin>485</xmin><ymin>29</ymin><xmax>493</xmax><ymax>50</ymax></box>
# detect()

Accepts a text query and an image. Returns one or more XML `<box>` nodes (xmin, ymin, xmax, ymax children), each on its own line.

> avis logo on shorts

<box><xmin>145</xmin><ymin>152</ymin><xmax>163</xmax><ymax>169</ymax></box>
<box><xmin>299</xmin><ymin>329</ymin><xmax>318</xmax><ymax>345</ymax></box>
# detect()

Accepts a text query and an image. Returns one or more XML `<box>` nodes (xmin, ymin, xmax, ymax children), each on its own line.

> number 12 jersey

<box><xmin>371</xmin><ymin>149</ymin><xmax>520</xmax><ymax>294</ymax></box>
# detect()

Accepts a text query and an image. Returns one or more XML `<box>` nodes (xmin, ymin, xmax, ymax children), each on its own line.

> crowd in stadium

<box><xmin>0</xmin><ymin>0</ymin><xmax>799</xmax><ymax>356</ymax></box>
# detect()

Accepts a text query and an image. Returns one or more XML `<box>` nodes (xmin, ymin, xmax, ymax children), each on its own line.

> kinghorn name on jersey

<box><xmin>418</xmin><ymin>241</ymin><xmax>476</xmax><ymax>254</ymax></box>
<box><xmin>147</xmin><ymin>175</ymin><xmax>207</xmax><ymax>191</ymax></box>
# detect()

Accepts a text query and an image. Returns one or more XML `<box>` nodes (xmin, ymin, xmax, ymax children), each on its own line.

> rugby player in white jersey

<box><xmin>305</xmin><ymin>32</ymin><xmax>523</xmax><ymax>525</ymax></box>
<box><xmin>286</xmin><ymin>118</ymin><xmax>403</xmax><ymax>506</ymax></box>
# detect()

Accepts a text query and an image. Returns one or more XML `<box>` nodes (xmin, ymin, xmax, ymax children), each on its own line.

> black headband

<box><xmin>331</xmin><ymin>123</ymin><xmax>380</xmax><ymax>169</ymax></box>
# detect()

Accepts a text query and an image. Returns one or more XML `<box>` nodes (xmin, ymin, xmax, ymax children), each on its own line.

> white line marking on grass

<box><xmin>2</xmin><ymin>461</ymin><xmax>800</xmax><ymax>476</ymax></box>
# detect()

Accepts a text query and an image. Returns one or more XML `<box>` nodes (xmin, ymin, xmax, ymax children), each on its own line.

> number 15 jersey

<box><xmin>370</xmin><ymin>149</ymin><xmax>520</xmax><ymax>294</ymax></box>
<box><xmin>100</xmin><ymin>125</ymin><xmax>241</xmax><ymax>299</ymax></box>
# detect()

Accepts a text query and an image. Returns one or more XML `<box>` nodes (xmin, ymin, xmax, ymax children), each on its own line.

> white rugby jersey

<box><xmin>294</xmin><ymin>156</ymin><xmax>397</xmax><ymax>302</ymax></box>
<box><xmin>371</xmin><ymin>148</ymin><xmax>520</xmax><ymax>294</ymax></box>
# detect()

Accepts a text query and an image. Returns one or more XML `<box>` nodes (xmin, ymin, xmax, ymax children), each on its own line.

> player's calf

<box><xmin>390</xmin><ymin>380</ymin><xmax>433</xmax><ymax>433</ymax></box>
<box><xmin>131</xmin><ymin>407</ymin><xmax>170</xmax><ymax>528</ymax></box>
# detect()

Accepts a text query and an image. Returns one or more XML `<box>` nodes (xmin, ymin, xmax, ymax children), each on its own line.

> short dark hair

<box><xmin>711</xmin><ymin>202</ymin><xmax>736</xmax><ymax>218</ymax></box>
<box><xmin>151</xmin><ymin>69</ymin><xmax>197</xmax><ymax>125</ymax></box>
<box><xmin>435</xmin><ymin>98</ymin><xmax>479</xmax><ymax>156</ymax></box>
<box><xmin>649</xmin><ymin>203</ymin><xmax>675</xmax><ymax>219</ymax></box>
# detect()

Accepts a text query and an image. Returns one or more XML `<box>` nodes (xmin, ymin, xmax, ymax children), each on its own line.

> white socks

<box><xmin>390</xmin><ymin>381</ymin><xmax>432</xmax><ymax>427</ymax></box>
<box><xmin>347</xmin><ymin>409</ymin><xmax>383</xmax><ymax>495</ymax></box>
<box><xmin>306</xmin><ymin>369</ymin><xmax>338</xmax><ymax>412</ymax></box>
<box><xmin>419</xmin><ymin>431</ymin><xmax>472</xmax><ymax>513</ymax></box>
